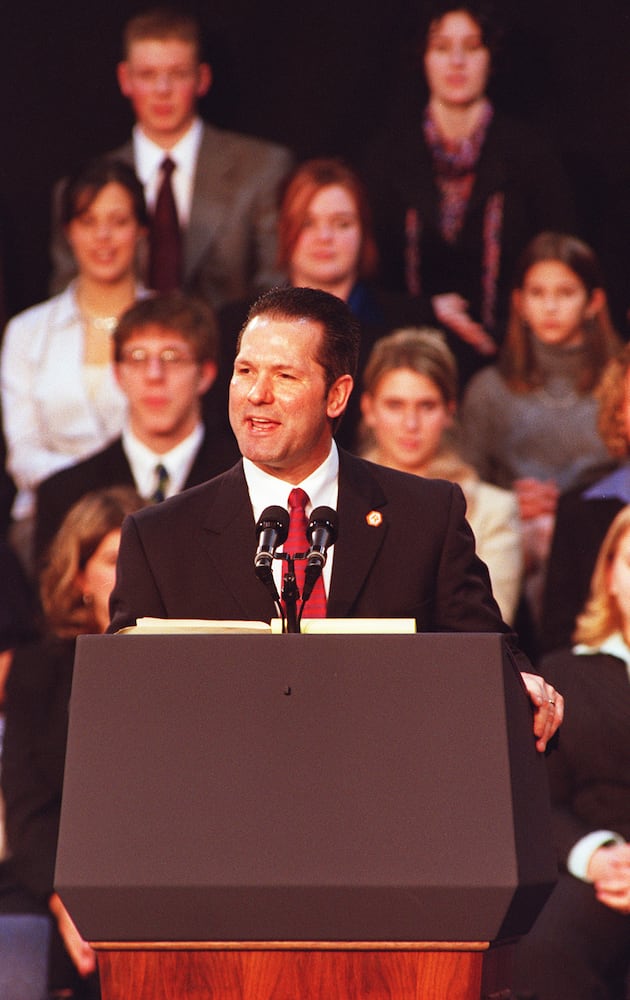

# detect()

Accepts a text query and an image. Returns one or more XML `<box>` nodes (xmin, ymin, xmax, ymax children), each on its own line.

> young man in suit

<box><xmin>34</xmin><ymin>292</ymin><xmax>239</xmax><ymax>564</ymax></box>
<box><xmin>50</xmin><ymin>8</ymin><xmax>293</xmax><ymax>308</ymax></box>
<box><xmin>109</xmin><ymin>285</ymin><xmax>562</xmax><ymax>751</ymax></box>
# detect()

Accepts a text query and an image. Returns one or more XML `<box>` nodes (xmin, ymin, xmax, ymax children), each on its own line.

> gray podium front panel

<box><xmin>55</xmin><ymin>633</ymin><xmax>556</xmax><ymax>942</ymax></box>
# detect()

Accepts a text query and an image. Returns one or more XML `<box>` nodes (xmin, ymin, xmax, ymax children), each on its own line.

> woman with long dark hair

<box><xmin>1</xmin><ymin>158</ymin><xmax>148</xmax><ymax>573</ymax></box>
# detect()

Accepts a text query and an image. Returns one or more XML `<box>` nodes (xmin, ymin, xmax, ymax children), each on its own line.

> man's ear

<box><xmin>196</xmin><ymin>62</ymin><xmax>212</xmax><ymax>97</ymax></box>
<box><xmin>512</xmin><ymin>287</ymin><xmax>523</xmax><ymax>318</ymax></box>
<box><xmin>360</xmin><ymin>391</ymin><xmax>375</xmax><ymax>428</ymax></box>
<box><xmin>586</xmin><ymin>287</ymin><xmax>606</xmax><ymax>320</ymax></box>
<box><xmin>197</xmin><ymin>360</ymin><xmax>217</xmax><ymax>395</ymax></box>
<box><xmin>117</xmin><ymin>61</ymin><xmax>132</xmax><ymax>97</ymax></box>
<box><xmin>326</xmin><ymin>374</ymin><xmax>354</xmax><ymax>421</ymax></box>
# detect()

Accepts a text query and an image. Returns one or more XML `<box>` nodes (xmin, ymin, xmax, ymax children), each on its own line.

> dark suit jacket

<box><xmin>0</xmin><ymin>638</ymin><xmax>75</xmax><ymax>907</ymax></box>
<box><xmin>108</xmin><ymin>449</ymin><xmax>528</xmax><ymax>669</ymax></box>
<box><xmin>49</xmin><ymin>123</ymin><xmax>294</xmax><ymax>308</ymax></box>
<box><xmin>540</xmin><ymin>485</ymin><xmax>624</xmax><ymax>654</ymax></box>
<box><xmin>34</xmin><ymin>424</ymin><xmax>239</xmax><ymax>563</ymax></box>
<box><xmin>541</xmin><ymin>648</ymin><xmax>630</xmax><ymax>862</ymax></box>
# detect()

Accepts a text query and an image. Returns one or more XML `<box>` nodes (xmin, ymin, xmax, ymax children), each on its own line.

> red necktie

<box><xmin>149</xmin><ymin>157</ymin><xmax>182</xmax><ymax>292</ymax></box>
<box><xmin>284</xmin><ymin>488</ymin><xmax>327</xmax><ymax>618</ymax></box>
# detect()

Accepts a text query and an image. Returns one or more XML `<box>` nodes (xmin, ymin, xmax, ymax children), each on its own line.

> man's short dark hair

<box><xmin>114</xmin><ymin>292</ymin><xmax>219</xmax><ymax>364</ymax></box>
<box><xmin>240</xmin><ymin>286</ymin><xmax>360</xmax><ymax>391</ymax></box>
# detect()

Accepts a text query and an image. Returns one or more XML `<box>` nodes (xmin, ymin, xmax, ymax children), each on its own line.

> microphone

<box><xmin>254</xmin><ymin>506</ymin><xmax>290</xmax><ymax>579</ymax></box>
<box><xmin>302</xmin><ymin>506</ymin><xmax>338</xmax><ymax>604</ymax></box>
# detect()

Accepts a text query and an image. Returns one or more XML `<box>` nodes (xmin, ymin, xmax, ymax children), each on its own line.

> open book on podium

<box><xmin>116</xmin><ymin>616</ymin><xmax>417</xmax><ymax>634</ymax></box>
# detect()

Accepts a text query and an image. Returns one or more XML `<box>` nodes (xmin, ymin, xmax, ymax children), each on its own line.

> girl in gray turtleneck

<box><xmin>460</xmin><ymin>232</ymin><xmax>622</xmax><ymax>626</ymax></box>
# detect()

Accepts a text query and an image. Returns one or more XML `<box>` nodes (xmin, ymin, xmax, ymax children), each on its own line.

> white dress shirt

<box><xmin>121</xmin><ymin>422</ymin><xmax>205</xmax><ymax>500</ymax></box>
<box><xmin>132</xmin><ymin>117</ymin><xmax>204</xmax><ymax>227</ymax></box>
<box><xmin>242</xmin><ymin>443</ymin><xmax>339</xmax><ymax>599</ymax></box>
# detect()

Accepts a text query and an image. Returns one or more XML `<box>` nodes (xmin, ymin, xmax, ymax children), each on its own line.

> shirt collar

<box><xmin>122</xmin><ymin>421</ymin><xmax>204</xmax><ymax>498</ymax></box>
<box><xmin>242</xmin><ymin>442</ymin><xmax>339</xmax><ymax>526</ymax></box>
<box><xmin>132</xmin><ymin>116</ymin><xmax>203</xmax><ymax>184</ymax></box>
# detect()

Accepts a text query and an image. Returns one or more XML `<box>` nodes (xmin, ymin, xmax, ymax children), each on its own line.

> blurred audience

<box><xmin>35</xmin><ymin>292</ymin><xmax>238</xmax><ymax>566</ymax></box>
<box><xmin>541</xmin><ymin>344</ymin><xmax>630</xmax><ymax>654</ymax></box>
<box><xmin>0</xmin><ymin>487</ymin><xmax>143</xmax><ymax>1000</ymax></box>
<box><xmin>359</xmin><ymin>327</ymin><xmax>522</xmax><ymax>623</ymax></box>
<box><xmin>460</xmin><ymin>231</ymin><xmax>620</xmax><ymax>631</ymax></box>
<box><xmin>363</xmin><ymin>0</ymin><xmax>576</xmax><ymax>388</ymax></box>
<box><xmin>514</xmin><ymin>506</ymin><xmax>630</xmax><ymax>1000</ymax></box>
<box><xmin>1</xmin><ymin>158</ymin><xmax>149</xmax><ymax>575</ymax></box>
<box><xmin>49</xmin><ymin>7</ymin><xmax>293</xmax><ymax>308</ymax></box>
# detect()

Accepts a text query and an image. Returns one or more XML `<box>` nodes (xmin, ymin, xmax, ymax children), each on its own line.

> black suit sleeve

<box><xmin>108</xmin><ymin>514</ymin><xmax>169</xmax><ymax>632</ymax></box>
<box><xmin>1</xmin><ymin>640</ymin><xmax>73</xmax><ymax>901</ymax></box>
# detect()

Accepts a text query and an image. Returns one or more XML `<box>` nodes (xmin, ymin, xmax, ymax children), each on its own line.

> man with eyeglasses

<box><xmin>48</xmin><ymin>8</ymin><xmax>293</xmax><ymax>307</ymax></box>
<box><xmin>34</xmin><ymin>293</ymin><xmax>239</xmax><ymax>564</ymax></box>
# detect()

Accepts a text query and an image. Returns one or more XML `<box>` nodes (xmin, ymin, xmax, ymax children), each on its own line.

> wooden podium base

<box><xmin>94</xmin><ymin>941</ymin><xmax>515</xmax><ymax>1000</ymax></box>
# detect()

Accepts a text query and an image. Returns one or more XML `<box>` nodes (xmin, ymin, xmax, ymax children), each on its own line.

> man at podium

<box><xmin>109</xmin><ymin>285</ymin><xmax>562</xmax><ymax>751</ymax></box>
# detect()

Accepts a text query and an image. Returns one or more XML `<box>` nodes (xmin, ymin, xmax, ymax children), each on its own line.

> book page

<box><xmin>117</xmin><ymin>618</ymin><xmax>272</xmax><ymax>635</ymax></box>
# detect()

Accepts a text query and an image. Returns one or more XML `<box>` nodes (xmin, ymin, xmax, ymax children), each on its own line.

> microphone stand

<box><xmin>254</xmin><ymin>561</ymin><xmax>285</xmax><ymax>630</ymax></box>
<box><xmin>281</xmin><ymin>554</ymin><xmax>301</xmax><ymax>633</ymax></box>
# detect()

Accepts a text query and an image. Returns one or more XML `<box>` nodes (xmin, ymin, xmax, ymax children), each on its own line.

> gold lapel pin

<box><xmin>366</xmin><ymin>510</ymin><xmax>383</xmax><ymax>527</ymax></box>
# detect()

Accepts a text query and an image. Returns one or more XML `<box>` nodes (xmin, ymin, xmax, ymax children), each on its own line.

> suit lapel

<box><xmin>106</xmin><ymin>440</ymin><xmax>137</xmax><ymax>486</ymax></box>
<box><xmin>199</xmin><ymin>462</ymin><xmax>277</xmax><ymax>621</ymax></box>
<box><xmin>327</xmin><ymin>452</ymin><xmax>389</xmax><ymax>618</ymax></box>
<box><xmin>185</xmin><ymin>124</ymin><xmax>231</xmax><ymax>275</ymax></box>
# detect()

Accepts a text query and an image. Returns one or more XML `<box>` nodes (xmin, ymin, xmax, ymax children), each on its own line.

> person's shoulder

<box><xmin>471</xmin><ymin>478</ymin><xmax>518</xmax><ymax>515</ymax></box>
<box><xmin>130</xmin><ymin>460</ymin><xmax>244</xmax><ymax>527</ymax></box>
<box><xmin>341</xmin><ymin>449</ymin><xmax>460</xmax><ymax>502</ymax></box>
<box><xmin>540</xmin><ymin>645</ymin><xmax>626</xmax><ymax>694</ymax></box>
<box><xmin>8</xmin><ymin>636</ymin><xmax>75</xmax><ymax>694</ymax></box>
<box><xmin>200</xmin><ymin>121</ymin><xmax>292</xmax><ymax>161</ymax></box>
<box><xmin>106</xmin><ymin>137</ymin><xmax>134</xmax><ymax>161</ymax></box>
<box><xmin>462</xmin><ymin>363</ymin><xmax>506</xmax><ymax>400</ymax></box>
<box><xmin>486</xmin><ymin>111</ymin><xmax>567</xmax><ymax>169</ymax></box>
<box><xmin>38</xmin><ymin>439</ymin><xmax>126</xmax><ymax>502</ymax></box>
<box><xmin>555</xmin><ymin>465</ymin><xmax>621</xmax><ymax>513</ymax></box>
<box><xmin>487</xmin><ymin>111</ymin><xmax>554</xmax><ymax>147</ymax></box>
<box><xmin>4</xmin><ymin>287</ymin><xmax>73</xmax><ymax>335</ymax></box>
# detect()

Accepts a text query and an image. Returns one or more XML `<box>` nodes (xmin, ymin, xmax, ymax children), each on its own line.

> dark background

<box><xmin>1</xmin><ymin>0</ymin><xmax>629</xmax><ymax>317</ymax></box>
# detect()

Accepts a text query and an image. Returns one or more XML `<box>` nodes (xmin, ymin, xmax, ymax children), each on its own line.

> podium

<box><xmin>55</xmin><ymin>633</ymin><xmax>556</xmax><ymax>999</ymax></box>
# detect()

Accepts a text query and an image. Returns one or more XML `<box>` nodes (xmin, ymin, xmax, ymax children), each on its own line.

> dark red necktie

<box><xmin>151</xmin><ymin>463</ymin><xmax>169</xmax><ymax>504</ymax></box>
<box><xmin>149</xmin><ymin>156</ymin><xmax>182</xmax><ymax>292</ymax></box>
<box><xmin>284</xmin><ymin>488</ymin><xmax>327</xmax><ymax>618</ymax></box>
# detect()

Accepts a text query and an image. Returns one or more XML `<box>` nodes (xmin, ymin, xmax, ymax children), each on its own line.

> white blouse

<box><xmin>1</xmin><ymin>283</ymin><xmax>130</xmax><ymax>519</ymax></box>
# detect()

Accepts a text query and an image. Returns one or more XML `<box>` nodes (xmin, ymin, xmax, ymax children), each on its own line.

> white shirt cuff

<box><xmin>567</xmin><ymin>830</ymin><xmax>625</xmax><ymax>881</ymax></box>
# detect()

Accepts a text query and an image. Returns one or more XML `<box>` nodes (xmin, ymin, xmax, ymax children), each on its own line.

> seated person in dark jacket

<box><xmin>35</xmin><ymin>292</ymin><xmax>239</xmax><ymax>565</ymax></box>
<box><xmin>541</xmin><ymin>343</ymin><xmax>630</xmax><ymax>654</ymax></box>
<box><xmin>1</xmin><ymin>487</ymin><xmax>143</xmax><ymax>1000</ymax></box>
<box><xmin>514</xmin><ymin>506</ymin><xmax>630</xmax><ymax>1000</ymax></box>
